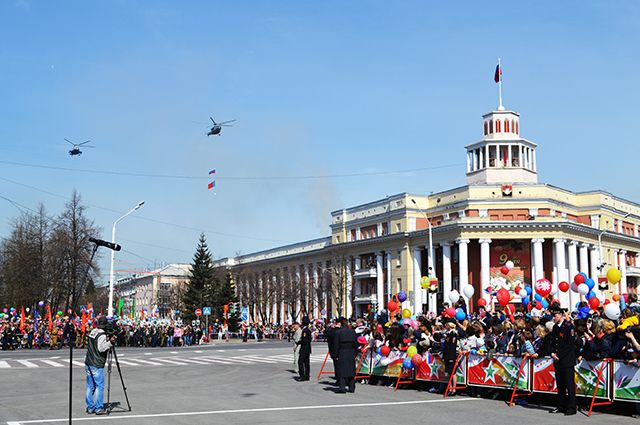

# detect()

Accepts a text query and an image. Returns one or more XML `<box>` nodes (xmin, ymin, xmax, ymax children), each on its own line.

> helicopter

<box><xmin>207</xmin><ymin>117</ymin><xmax>236</xmax><ymax>136</ymax></box>
<box><xmin>65</xmin><ymin>138</ymin><xmax>95</xmax><ymax>156</ymax></box>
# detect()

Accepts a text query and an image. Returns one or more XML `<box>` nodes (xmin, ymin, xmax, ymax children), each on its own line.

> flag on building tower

<box><xmin>494</xmin><ymin>63</ymin><xmax>502</xmax><ymax>83</ymax></box>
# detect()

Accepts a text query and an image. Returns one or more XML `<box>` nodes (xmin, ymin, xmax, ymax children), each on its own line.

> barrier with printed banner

<box><xmin>532</xmin><ymin>357</ymin><xmax>610</xmax><ymax>399</ymax></box>
<box><xmin>467</xmin><ymin>353</ymin><xmax>530</xmax><ymax>390</ymax></box>
<box><xmin>414</xmin><ymin>352</ymin><xmax>466</xmax><ymax>384</ymax></box>
<box><xmin>613</xmin><ymin>361</ymin><xmax>640</xmax><ymax>402</ymax></box>
<box><xmin>369</xmin><ymin>350</ymin><xmax>406</xmax><ymax>377</ymax></box>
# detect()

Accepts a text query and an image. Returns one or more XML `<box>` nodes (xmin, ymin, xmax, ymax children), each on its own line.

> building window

<box><xmin>489</xmin><ymin>120</ymin><xmax>493</xmax><ymax>134</ymax></box>
<box><xmin>396</xmin><ymin>223</ymin><xmax>402</xmax><ymax>233</ymax></box>
<box><xmin>496</xmin><ymin>119</ymin><xmax>501</xmax><ymax>132</ymax></box>
<box><xmin>397</xmin><ymin>278</ymin><xmax>402</xmax><ymax>291</ymax></box>
<box><xmin>515</xmin><ymin>121</ymin><xmax>519</xmax><ymax>134</ymax></box>
<box><xmin>396</xmin><ymin>251</ymin><xmax>402</xmax><ymax>268</ymax></box>
<box><xmin>350</xmin><ymin>229</ymin><xmax>356</xmax><ymax>241</ymax></box>
<box><xmin>505</xmin><ymin>120</ymin><xmax>510</xmax><ymax>132</ymax></box>
<box><xmin>484</xmin><ymin>121</ymin><xmax>488</xmax><ymax>135</ymax></box>
<box><xmin>336</xmin><ymin>235</ymin><xmax>341</xmax><ymax>243</ymax></box>
<box><xmin>382</xmin><ymin>222</ymin><xmax>389</xmax><ymax>236</ymax></box>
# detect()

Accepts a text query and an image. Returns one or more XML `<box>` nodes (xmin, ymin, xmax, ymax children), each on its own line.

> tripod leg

<box><xmin>106</xmin><ymin>349</ymin><xmax>113</xmax><ymax>414</ymax></box>
<box><xmin>111</xmin><ymin>348</ymin><xmax>132</xmax><ymax>411</ymax></box>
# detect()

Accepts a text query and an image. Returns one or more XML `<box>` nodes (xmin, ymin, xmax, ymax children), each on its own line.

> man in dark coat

<box><xmin>332</xmin><ymin>317</ymin><xmax>358</xmax><ymax>393</ymax></box>
<box><xmin>549</xmin><ymin>305</ymin><xmax>577</xmax><ymax>416</ymax></box>
<box><xmin>297</xmin><ymin>316</ymin><xmax>312</xmax><ymax>381</ymax></box>
<box><xmin>325</xmin><ymin>319</ymin><xmax>340</xmax><ymax>381</ymax></box>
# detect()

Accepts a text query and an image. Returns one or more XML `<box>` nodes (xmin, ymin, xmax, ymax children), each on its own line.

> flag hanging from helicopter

<box><xmin>208</xmin><ymin>168</ymin><xmax>216</xmax><ymax>190</ymax></box>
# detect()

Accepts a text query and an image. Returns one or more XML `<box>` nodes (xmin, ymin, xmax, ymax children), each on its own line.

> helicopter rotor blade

<box><xmin>78</xmin><ymin>140</ymin><xmax>92</xmax><ymax>146</ymax></box>
<box><xmin>64</xmin><ymin>138</ymin><xmax>75</xmax><ymax>146</ymax></box>
<box><xmin>219</xmin><ymin>120</ymin><xmax>236</xmax><ymax>125</ymax></box>
<box><xmin>210</xmin><ymin>117</ymin><xmax>216</xmax><ymax>124</ymax></box>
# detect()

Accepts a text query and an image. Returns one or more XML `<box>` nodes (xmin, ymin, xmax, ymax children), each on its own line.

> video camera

<box><xmin>103</xmin><ymin>319</ymin><xmax>120</xmax><ymax>337</ymax></box>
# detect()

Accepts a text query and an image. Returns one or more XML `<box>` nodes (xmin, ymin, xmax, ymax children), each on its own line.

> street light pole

<box><xmin>108</xmin><ymin>201</ymin><xmax>145</xmax><ymax>317</ymax></box>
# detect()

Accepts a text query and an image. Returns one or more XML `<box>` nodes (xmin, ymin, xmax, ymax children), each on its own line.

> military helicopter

<box><xmin>65</xmin><ymin>138</ymin><xmax>95</xmax><ymax>156</ymax></box>
<box><xmin>207</xmin><ymin>117</ymin><xmax>236</xmax><ymax>136</ymax></box>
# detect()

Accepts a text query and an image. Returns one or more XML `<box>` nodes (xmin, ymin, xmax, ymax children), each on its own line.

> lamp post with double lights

<box><xmin>411</xmin><ymin>198</ymin><xmax>435</xmax><ymax>313</ymax></box>
<box><xmin>108</xmin><ymin>201</ymin><xmax>145</xmax><ymax>317</ymax></box>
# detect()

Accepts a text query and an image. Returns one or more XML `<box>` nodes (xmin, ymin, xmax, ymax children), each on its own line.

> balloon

<box><xmin>387</xmin><ymin>300</ymin><xmax>398</xmax><ymax>312</ymax></box>
<box><xmin>455</xmin><ymin>308</ymin><xmax>466</xmax><ymax>321</ymax></box>
<box><xmin>604</xmin><ymin>303</ymin><xmax>621</xmax><ymax>320</ymax></box>
<box><xmin>549</xmin><ymin>285</ymin><xmax>558</xmax><ymax>296</ymax></box>
<box><xmin>585</xmin><ymin>278</ymin><xmax>595</xmax><ymax>290</ymax></box>
<box><xmin>525</xmin><ymin>286</ymin><xmax>532</xmax><ymax>296</ymax></box>
<box><xmin>38</xmin><ymin>301</ymin><xmax>45</xmax><ymax>307</ymax></box>
<box><xmin>535</xmin><ymin>301</ymin><xmax>543</xmax><ymax>310</ymax></box>
<box><xmin>448</xmin><ymin>290</ymin><xmax>460</xmax><ymax>304</ymax></box>
<box><xmin>534</xmin><ymin>279</ymin><xmax>552</xmax><ymax>297</ymax></box>
<box><xmin>411</xmin><ymin>354</ymin><xmax>424</xmax><ymax>366</ymax></box>
<box><xmin>570</xmin><ymin>282</ymin><xmax>579</xmax><ymax>293</ymax></box>
<box><xmin>477</xmin><ymin>298</ymin><xmax>487</xmax><ymax>307</ymax></box>
<box><xmin>463</xmin><ymin>285</ymin><xmax>475</xmax><ymax>298</ymax></box>
<box><xmin>541</xmin><ymin>299</ymin><xmax>549</xmax><ymax>309</ymax></box>
<box><xmin>505</xmin><ymin>260</ymin><xmax>515</xmax><ymax>270</ymax></box>
<box><xmin>496</xmin><ymin>288</ymin><xmax>510</xmax><ymax>306</ymax></box>
<box><xmin>56</xmin><ymin>311</ymin><xmax>63</xmax><ymax>316</ymax></box>
<box><xmin>10</xmin><ymin>307</ymin><xmax>15</xmax><ymax>312</ymax></box>
<box><xmin>518</xmin><ymin>289</ymin><xmax>528</xmax><ymax>298</ymax></box>
<box><xmin>444</xmin><ymin>307</ymin><xmax>456</xmax><ymax>318</ymax></box>
<box><xmin>612</xmin><ymin>294</ymin><xmax>620</xmax><ymax>302</ymax></box>
<box><xmin>406</xmin><ymin>346</ymin><xmax>418</xmax><ymax>358</ymax></box>
<box><xmin>574</xmin><ymin>273</ymin><xmax>586</xmax><ymax>285</ymax></box>
<box><xmin>380</xmin><ymin>345</ymin><xmax>391</xmax><ymax>357</ymax></box>
<box><xmin>500</xmin><ymin>266</ymin><xmax>509</xmax><ymax>275</ymax></box>
<box><xmin>357</xmin><ymin>336</ymin><xmax>367</xmax><ymax>345</ymax></box>
<box><xmin>2</xmin><ymin>308</ymin><xmax>7</xmax><ymax>313</ymax></box>
<box><xmin>558</xmin><ymin>281</ymin><xmax>570</xmax><ymax>292</ymax></box>
<box><xmin>577</xmin><ymin>284</ymin><xmax>589</xmax><ymax>296</ymax></box>
<box><xmin>411</xmin><ymin>320</ymin><xmax>420</xmax><ymax>330</ymax></box>
<box><xmin>397</xmin><ymin>291</ymin><xmax>407</xmax><ymax>302</ymax></box>
<box><xmin>522</xmin><ymin>296</ymin><xmax>530</xmax><ymax>305</ymax></box>
<box><xmin>587</xmin><ymin>291</ymin><xmax>596</xmax><ymax>300</ymax></box>
<box><xmin>402</xmin><ymin>357</ymin><xmax>414</xmax><ymax>369</ymax></box>
<box><xmin>607</xmin><ymin>268</ymin><xmax>621</xmax><ymax>284</ymax></box>
<box><xmin>402</xmin><ymin>308</ymin><xmax>412</xmax><ymax>319</ymax></box>
<box><xmin>589</xmin><ymin>297</ymin><xmax>600</xmax><ymax>310</ymax></box>
<box><xmin>534</xmin><ymin>293</ymin><xmax>542</xmax><ymax>302</ymax></box>
<box><xmin>25</xmin><ymin>307</ymin><xmax>30</xmax><ymax>313</ymax></box>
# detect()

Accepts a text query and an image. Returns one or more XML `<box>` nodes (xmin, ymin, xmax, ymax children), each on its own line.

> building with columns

<box><xmin>224</xmin><ymin>102</ymin><xmax>640</xmax><ymax>322</ymax></box>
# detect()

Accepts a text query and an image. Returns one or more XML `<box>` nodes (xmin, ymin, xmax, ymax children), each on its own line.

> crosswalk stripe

<box><xmin>0</xmin><ymin>360</ymin><xmax>10</xmax><ymax>368</ymax></box>
<box><xmin>17</xmin><ymin>360</ymin><xmax>39</xmax><ymax>368</ymax></box>
<box><xmin>194</xmin><ymin>357</ymin><xmax>233</xmax><ymax>365</ymax></box>
<box><xmin>114</xmin><ymin>359</ymin><xmax>140</xmax><ymax>366</ymax></box>
<box><xmin>41</xmin><ymin>360</ymin><xmax>65</xmax><ymax>367</ymax></box>
<box><xmin>60</xmin><ymin>359</ymin><xmax>85</xmax><ymax>367</ymax></box>
<box><xmin>241</xmin><ymin>356</ymin><xmax>277</xmax><ymax>364</ymax></box>
<box><xmin>171</xmin><ymin>357</ymin><xmax>209</xmax><ymax>365</ymax></box>
<box><xmin>129</xmin><ymin>358</ymin><xmax>163</xmax><ymax>366</ymax></box>
<box><xmin>154</xmin><ymin>358</ymin><xmax>188</xmax><ymax>365</ymax></box>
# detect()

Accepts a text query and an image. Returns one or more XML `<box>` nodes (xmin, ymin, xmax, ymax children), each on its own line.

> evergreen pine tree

<box><xmin>183</xmin><ymin>234</ymin><xmax>216</xmax><ymax>322</ymax></box>
<box><xmin>213</xmin><ymin>272</ymin><xmax>240</xmax><ymax>332</ymax></box>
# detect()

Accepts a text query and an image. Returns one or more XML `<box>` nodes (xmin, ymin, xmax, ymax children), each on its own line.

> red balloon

<box><xmin>588</xmin><ymin>297</ymin><xmax>601</xmax><ymax>310</ymax></box>
<box><xmin>500</xmin><ymin>266</ymin><xmax>509</xmax><ymax>275</ymax></box>
<box><xmin>387</xmin><ymin>300</ymin><xmax>398</xmax><ymax>312</ymax></box>
<box><xmin>558</xmin><ymin>281</ymin><xmax>570</xmax><ymax>292</ymax></box>
<box><xmin>574</xmin><ymin>274</ymin><xmax>585</xmax><ymax>285</ymax></box>
<box><xmin>496</xmin><ymin>288</ymin><xmax>510</xmax><ymax>306</ymax></box>
<box><xmin>477</xmin><ymin>298</ymin><xmax>487</xmax><ymax>307</ymax></box>
<box><xmin>604</xmin><ymin>299</ymin><xmax>610</xmax><ymax>305</ymax></box>
<box><xmin>411</xmin><ymin>354</ymin><xmax>424</xmax><ymax>365</ymax></box>
<box><xmin>535</xmin><ymin>301</ymin><xmax>543</xmax><ymax>310</ymax></box>
<box><xmin>380</xmin><ymin>345</ymin><xmax>391</xmax><ymax>357</ymax></box>
<box><xmin>444</xmin><ymin>307</ymin><xmax>456</xmax><ymax>318</ymax></box>
<box><xmin>534</xmin><ymin>279</ymin><xmax>552</xmax><ymax>297</ymax></box>
<box><xmin>514</xmin><ymin>286</ymin><xmax>522</xmax><ymax>295</ymax></box>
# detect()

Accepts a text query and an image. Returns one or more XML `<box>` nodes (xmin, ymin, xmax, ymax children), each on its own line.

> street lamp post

<box><xmin>411</xmin><ymin>199</ymin><xmax>435</xmax><ymax>312</ymax></box>
<box><xmin>108</xmin><ymin>201</ymin><xmax>145</xmax><ymax>317</ymax></box>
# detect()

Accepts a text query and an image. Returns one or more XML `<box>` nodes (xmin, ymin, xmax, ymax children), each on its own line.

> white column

<box><xmin>485</xmin><ymin>145</ymin><xmax>489</xmax><ymax>168</ymax></box>
<box><xmin>279</xmin><ymin>270</ymin><xmax>285</xmax><ymax>323</ymax></box>
<box><xmin>295</xmin><ymin>266</ymin><xmax>301</xmax><ymax>320</ymax></box>
<box><xmin>457</xmin><ymin>239</ymin><xmax>470</xmax><ymax>310</ymax></box>
<box><xmin>313</xmin><ymin>265</ymin><xmax>319</xmax><ymax>318</ymax></box>
<box><xmin>532</xmin><ymin>238</ymin><xmax>545</xmax><ymax>282</ymax></box>
<box><xmin>466</xmin><ymin>152</ymin><xmax>471</xmax><ymax>173</ymax></box>
<box><xmin>553</xmin><ymin>239</ymin><xmax>568</xmax><ymax>308</ymax></box>
<box><xmin>480</xmin><ymin>239</ymin><xmax>492</xmax><ymax>304</ymax></box>
<box><xmin>412</xmin><ymin>247</ymin><xmax>423</xmax><ymax>314</ymax></box>
<box><xmin>579</xmin><ymin>243</ymin><xmax>590</xmax><ymax>275</ymax></box>
<box><xmin>385</xmin><ymin>251</ymin><xmax>392</xmax><ymax>307</ymax></box>
<box><xmin>589</xmin><ymin>247</ymin><xmax>600</xmax><ymax>299</ymax></box>
<box><xmin>532</xmin><ymin>149</ymin><xmax>537</xmax><ymax>172</ymax></box>
<box><xmin>346</xmin><ymin>259</ymin><xmax>353</xmax><ymax>318</ymax></box>
<box><xmin>442</xmin><ymin>242</ymin><xmax>453</xmax><ymax>305</ymax></box>
<box><xmin>376</xmin><ymin>252</ymin><xmax>384</xmax><ymax>313</ymax></box>
<box><xmin>620</xmin><ymin>250</ymin><xmax>628</xmax><ymax>294</ymax></box>
<box><xmin>567</xmin><ymin>241</ymin><xmax>579</xmax><ymax>308</ymax></box>
<box><xmin>507</xmin><ymin>145</ymin><xmax>512</xmax><ymax>167</ymax></box>
<box><xmin>479</xmin><ymin>148</ymin><xmax>484</xmax><ymax>169</ymax></box>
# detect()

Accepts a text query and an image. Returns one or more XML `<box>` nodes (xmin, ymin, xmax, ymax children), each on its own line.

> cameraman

<box><xmin>85</xmin><ymin>317</ymin><xmax>116</xmax><ymax>415</ymax></box>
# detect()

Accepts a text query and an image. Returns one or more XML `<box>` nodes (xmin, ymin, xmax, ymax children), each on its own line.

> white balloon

<box><xmin>463</xmin><ymin>285</ymin><xmax>475</xmax><ymax>298</ymax></box>
<box><xmin>549</xmin><ymin>285</ymin><xmax>558</xmax><ymax>296</ymax></box>
<box><xmin>604</xmin><ymin>303</ymin><xmax>621</xmax><ymax>321</ymax></box>
<box><xmin>519</xmin><ymin>289</ymin><xmax>528</xmax><ymax>298</ymax></box>
<box><xmin>577</xmin><ymin>283</ymin><xmax>589</xmax><ymax>296</ymax></box>
<box><xmin>505</xmin><ymin>260</ymin><xmax>515</xmax><ymax>270</ymax></box>
<box><xmin>25</xmin><ymin>307</ymin><xmax>30</xmax><ymax>313</ymax></box>
<box><xmin>570</xmin><ymin>282</ymin><xmax>579</xmax><ymax>293</ymax></box>
<box><xmin>448</xmin><ymin>290</ymin><xmax>460</xmax><ymax>303</ymax></box>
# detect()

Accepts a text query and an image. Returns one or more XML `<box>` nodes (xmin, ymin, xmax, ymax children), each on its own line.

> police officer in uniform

<box><xmin>325</xmin><ymin>319</ymin><xmax>340</xmax><ymax>382</ymax></box>
<box><xmin>85</xmin><ymin>317</ymin><xmax>116</xmax><ymax>415</ymax></box>
<box><xmin>549</xmin><ymin>305</ymin><xmax>577</xmax><ymax>415</ymax></box>
<box><xmin>332</xmin><ymin>317</ymin><xmax>358</xmax><ymax>393</ymax></box>
<box><xmin>296</xmin><ymin>317</ymin><xmax>312</xmax><ymax>381</ymax></box>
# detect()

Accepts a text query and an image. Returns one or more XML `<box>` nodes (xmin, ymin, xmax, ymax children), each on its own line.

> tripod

<box><xmin>105</xmin><ymin>346</ymin><xmax>132</xmax><ymax>414</ymax></box>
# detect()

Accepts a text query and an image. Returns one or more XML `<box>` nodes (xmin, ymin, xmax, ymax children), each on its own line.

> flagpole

<box><xmin>498</xmin><ymin>58</ymin><xmax>504</xmax><ymax>111</ymax></box>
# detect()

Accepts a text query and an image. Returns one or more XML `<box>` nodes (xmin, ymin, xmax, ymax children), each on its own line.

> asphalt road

<box><xmin>1</xmin><ymin>340</ymin><xmax>637</xmax><ymax>425</ymax></box>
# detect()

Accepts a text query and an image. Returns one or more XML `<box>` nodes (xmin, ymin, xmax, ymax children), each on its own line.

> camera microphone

<box><xmin>89</xmin><ymin>237</ymin><xmax>122</xmax><ymax>251</ymax></box>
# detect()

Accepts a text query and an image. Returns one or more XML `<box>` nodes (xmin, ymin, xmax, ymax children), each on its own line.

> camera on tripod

<box><xmin>103</xmin><ymin>318</ymin><xmax>120</xmax><ymax>338</ymax></box>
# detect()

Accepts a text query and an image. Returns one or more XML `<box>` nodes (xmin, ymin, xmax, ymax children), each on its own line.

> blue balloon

<box><xmin>455</xmin><ymin>308</ymin><xmax>466</xmax><ymax>321</ymax></box>
<box><xmin>587</xmin><ymin>291</ymin><xmax>596</xmax><ymax>299</ymax></box>
<box><xmin>541</xmin><ymin>299</ymin><xmax>549</xmax><ymax>309</ymax></box>
<box><xmin>525</xmin><ymin>286</ymin><xmax>532</xmax><ymax>296</ymax></box>
<box><xmin>397</xmin><ymin>291</ymin><xmax>407</xmax><ymax>302</ymax></box>
<box><xmin>402</xmin><ymin>357</ymin><xmax>414</xmax><ymax>369</ymax></box>
<box><xmin>586</xmin><ymin>278</ymin><xmax>595</xmax><ymax>290</ymax></box>
<box><xmin>522</xmin><ymin>296</ymin><xmax>530</xmax><ymax>305</ymax></box>
<box><xmin>579</xmin><ymin>272</ymin><xmax>588</xmax><ymax>280</ymax></box>
<box><xmin>534</xmin><ymin>293</ymin><xmax>542</xmax><ymax>302</ymax></box>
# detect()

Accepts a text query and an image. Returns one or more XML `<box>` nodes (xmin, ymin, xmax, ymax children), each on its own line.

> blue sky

<box><xmin>0</xmin><ymin>1</ymin><xmax>638</xmax><ymax>282</ymax></box>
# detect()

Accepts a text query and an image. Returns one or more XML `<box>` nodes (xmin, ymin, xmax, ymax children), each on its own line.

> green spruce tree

<box><xmin>183</xmin><ymin>233</ymin><xmax>216</xmax><ymax>322</ymax></box>
<box><xmin>213</xmin><ymin>271</ymin><xmax>240</xmax><ymax>332</ymax></box>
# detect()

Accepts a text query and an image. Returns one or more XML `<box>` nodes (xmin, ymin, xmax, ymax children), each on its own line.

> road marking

<box><xmin>127</xmin><ymin>358</ymin><xmax>163</xmax><ymax>366</ymax></box>
<box><xmin>170</xmin><ymin>351</ymin><xmax>178</xmax><ymax>354</ymax></box>
<box><xmin>194</xmin><ymin>350</ymin><xmax>203</xmax><ymax>353</ymax></box>
<box><xmin>195</xmin><ymin>357</ymin><xmax>233</xmax><ymax>365</ymax></box>
<box><xmin>16</xmin><ymin>360</ymin><xmax>39</xmax><ymax>368</ymax></box>
<box><xmin>113</xmin><ymin>359</ymin><xmax>139</xmax><ymax>366</ymax></box>
<box><xmin>144</xmin><ymin>352</ymin><xmax>152</xmax><ymax>355</ymax></box>
<box><xmin>240</xmin><ymin>355</ymin><xmax>278</xmax><ymax>364</ymax></box>
<box><xmin>60</xmin><ymin>359</ymin><xmax>85</xmax><ymax>367</ymax></box>
<box><xmin>0</xmin><ymin>360</ymin><xmax>10</xmax><ymax>368</ymax></box>
<box><xmin>153</xmin><ymin>358</ymin><xmax>187</xmax><ymax>365</ymax></box>
<box><xmin>170</xmin><ymin>357</ymin><xmax>209</xmax><ymax>365</ymax></box>
<box><xmin>7</xmin><ymin>398</ymin><xmax>481</xmax><ymax>424</ymax></box>
<box><xmin>40</xmin><ymin>360</ymin><xmax>65</xmax><ymax>367</ymax></box>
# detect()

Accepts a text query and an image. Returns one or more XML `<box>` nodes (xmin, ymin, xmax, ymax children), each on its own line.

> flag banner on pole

<box><xmin>46</xmin><ymin>305</ymin><xmax>52</xmax><ymax>332</ymax></box>
<box><xmin>209</xmin><ymin>169</ymin><xmax>216</xmax><ymax>175</ymax></box>
<box><xmin>20</xmin><ymin>306</ymin><xmax>26</xmax><ymax>332</ymax></box>
<box><xmin>208</xmin><ymin>181</ymin><xmax>216</xmax><ymax>189</ymax></box>
<box><xmin>494</xmin><ymin>63</ymin><xmax>502</xmax><ymax>83</ymax></box>
<box><xmin>33</xmin><ymin>307</ymin><xmax>38</xmax><ymax>332</ymax></box>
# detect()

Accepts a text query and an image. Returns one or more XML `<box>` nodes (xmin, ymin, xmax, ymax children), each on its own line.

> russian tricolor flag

<box><xmin>208</xmin><ymin>181</ymin><xmax>216</xmax><ymax>189</ymax></box>
<box><xmin>494</xmin><ymin>63</ymin><xmax>502</xmax><ymax>83</ymax></box>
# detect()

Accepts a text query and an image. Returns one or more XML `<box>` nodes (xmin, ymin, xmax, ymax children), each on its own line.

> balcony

<box><xmin>354</xmin><ymin>294</ymin><xmax>377</xmax><ymax>304</ymax></box>
<box><xmin>354</xmin><ymin>268</ymin><xmax>377</xmax><ymax>279</ymax></box>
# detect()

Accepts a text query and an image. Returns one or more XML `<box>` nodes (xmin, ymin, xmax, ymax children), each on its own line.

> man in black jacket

<box><xmin>325</xmin><ymin>319</ymin><xmax>340</xmax><ymax>382</ymax></box>
<box><xmin>549</xmin><ymin>305</ymin><xmax>577</xmax><ymax>416</ymax></box>
<box><xmin>297</xmin><ymin>317</ymin><xmax>312</xmax><ymax>381</ymax></box>
<box><xmin>332</xmin><ymin>317</ymin><xmax>358</xmax><ymax>393</ymax></box>
<box><xmin>85</xmin><ymin>317</ymin><xmax>116</xmax><ymax>415</ymax></box>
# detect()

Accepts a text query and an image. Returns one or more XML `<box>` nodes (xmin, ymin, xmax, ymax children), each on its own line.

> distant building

<box><xmin>116</xmin><ymin>264</ymin><xmax>190</xmax><ymax>319</ymax></box>
<box><xmin>218</xmin><ymin>97</ymin><xmax>640</xmax><ymax>323</ymax></box>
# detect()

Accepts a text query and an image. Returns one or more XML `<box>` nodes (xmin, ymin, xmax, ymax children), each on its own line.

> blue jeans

<box><xmin>85</xmin><ymin>365</ymin><xmax>105</xmax><ymax>412</ymax></box>
<box><xmin>167</xmin><ymin>335</ymin><xmax>173</xmax><ymax>347</ymax></box>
